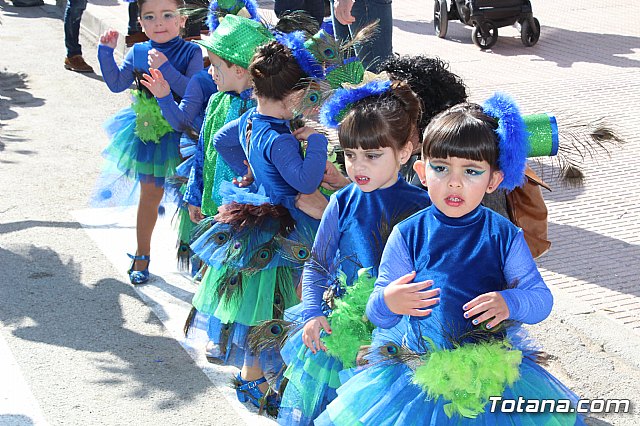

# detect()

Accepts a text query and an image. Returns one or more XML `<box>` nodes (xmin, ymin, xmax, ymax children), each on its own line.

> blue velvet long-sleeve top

<box><xmin>156</xmin><ymin>67</ymin><xmax>217</xmax><ymax>134</ymax></box>
<box><xmin>97</xmin><ymin>37</ymin><xmax>202</xmax><ymax>97</ymax></box>
<box><xmin>366</xmin><ymin>204</ymin><xmax>553</xmax><ymax>348</ymax></box>
<box><xmin>302</xmin><ymin>176</ymin><xmax>431</xmax><ymax>321</ymax></box>
<box><xmin>182</xmin><ymin>89</ymin><xmax>255</xmax><ymax>209</ymax></box>
<box><xmin>212</xmin><ymin>107</ymin><xmax>328</xmax><ymax>221</ymax></box>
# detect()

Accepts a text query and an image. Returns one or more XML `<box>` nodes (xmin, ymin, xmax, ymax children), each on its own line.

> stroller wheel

<box><xmin>434</xmin><ymin>0</ymin><xmax>448</xmax><ymax>38</ymax></box>
<box><xmin>521</xmin><ymin>17</ymin><xmax>540</xmax><ymax>47</ymax></box>
<box><xmin>472</xmin><ymin>22</ymin><xmax>498</xmax><ymax>49</ymax></box>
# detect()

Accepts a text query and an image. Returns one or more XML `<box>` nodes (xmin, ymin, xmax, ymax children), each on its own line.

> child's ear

<box><xmin>398</xmin><ymin>142</ymin><xmax>414</xmax><ymax>165</ymax></box>
<box><xmin>413</xmin><ymin>159</ymin><xmax>427</xmax><ymax>186</ymax></box>
<box><xmin>179</xmin><ymin>15</ymin><xmax>187</xmax><ymax>28</ymax></box>
<box><xmin>486</xmin><ymin>170</ymin><xmax>504</xmax><ymax>193</ymax></box>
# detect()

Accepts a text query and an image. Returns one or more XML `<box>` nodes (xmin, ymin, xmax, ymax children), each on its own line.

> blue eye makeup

<box><xmin>429</xmin><ymin>163</ymin><xmax>447</xmax><ymax>173</ymax></box>
<box><xmin>465</xmin><ymin>168</ymin><xmax>486</xmax><ymax>176</ymax></box>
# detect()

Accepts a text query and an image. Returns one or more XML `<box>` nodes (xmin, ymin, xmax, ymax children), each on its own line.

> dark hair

<box><xmin>137</xmin><ymin>0</ymin><xmax>185</xmax><ymax>15</ymax></box>
<box><xmin>422</xmin><ymin>103</ymin><xmax>500</xmax><ymax>169</ymax></box>
<box><xmin>249</xmin><ymin>41</ymin><xmax>307</xmax><ymax>101</ymax></box>
<box><xmin>274</xmin><ymin>10</ymin><xmax>320</xmax><ymax>37</ymax></box>
<box><xmin>379</xmin><ymin>55</ymin><xmax>467</xmax><ymax>137</ymax></box>
<box><xmin>339</xmin><ymin>80</ymin><xmax>422</xmax><ymax>152</ymax></box>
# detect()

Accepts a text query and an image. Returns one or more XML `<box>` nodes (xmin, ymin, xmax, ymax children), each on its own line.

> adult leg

<box><xmin>63</xmin><ymin>0</ymin><xmax>88</xmax><ymax>58</ymax></box>
<box><xmin>127</xmin><ymin>1</ymin><xmax>141</xmax><ymax>35</ymax></box>
<box><xmin>134</xmin><ymin>181</ymin><xmax>164</xmax><ymax>271</ymax></box>
<box><xmin>348</xmin><ymin>0</ymin><xmax>393</xmax><ymax>72</ymax></box>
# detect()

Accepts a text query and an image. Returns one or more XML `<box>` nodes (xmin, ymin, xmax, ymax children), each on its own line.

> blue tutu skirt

<box><xmin>278</xmin><ymin>327</ymin><xmax>342</xmax><ymax>425</ymax></box>
<box><xmin>93</xmin><ymin>107</ymin><xmax>181</xmax><ymax>206</ymax></box>
<box><xmin>315</xmin><ymin>324</ymin><xmax>585</xmax><ymax>426</ymax></box>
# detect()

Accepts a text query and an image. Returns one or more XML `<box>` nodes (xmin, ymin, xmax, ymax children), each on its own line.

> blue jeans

<box><xmin>330</xmin><ymin>0</ymin><xmax>393</xmax><ymax>72</ymax></box>
<box><xmin>274</xmin><ymin>0</ymin><xmax>326</xmax><ymax>26</ymax></box>
<box><xmin>63</xmin><ymin>0</ymin><xmax>87</xmax><ymax>57</ymax></box>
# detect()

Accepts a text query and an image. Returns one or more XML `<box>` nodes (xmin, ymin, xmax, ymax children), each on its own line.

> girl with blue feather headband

<box><xmin>314</xmin><ymin>94</ymin><xmax>587</xmax><ymax>425</ymax></box>
<box><xmin>273</xmin><ymin>77</ymin><xmax>433</xmax><ymax>425</ymax></box>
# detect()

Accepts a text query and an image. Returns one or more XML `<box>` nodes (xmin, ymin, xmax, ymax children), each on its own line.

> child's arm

<box><xmin>212</xmin><ymin>118</ymin><xmax>249</xmax><ymax>176</ymax></box>
<box><xmin>463</xmin><ymin>231</ymin><xmax>553</xmax><ymax>327</ymax></box>
<box><xmin>97</xmin><ymin>30</ymin><xmax>135</xmax><ymax>93</ymax></box>
<box><xmin>366</xmin><ymin>228</ymin><xmax>439</xmax><ymax>329</ymax></box>
<box><xmin>143</xmin><ymin>68</ymin><xmax>210</xmax><ymax>133</ymax></box>
<box><xmin>301</xmin><ymin>195</ymin><xmax>341</xmax><ymax>353</ymax></box>
<box><xmin>270</xmin><ymin>131</ymin><xmax>328</xmax><ymax>193</ymax></box>
<box><xmin>501</xmin><ymin>231</ymin><xmax>553</xmax><ymax>323</ymax></box>
<box><xmin>302</xmin><ymin>195</ymin><xmax>340</xmax><ymax>321</ymax></box>
<box><xmin>153</xmin><ymin>46</ymin><xmax>202</xmax><ymax>98</ymax></box>
<box><xmin>183</xmin><ymin>127</ymin><xmax>206</xmax><ymax>209</ymax></box>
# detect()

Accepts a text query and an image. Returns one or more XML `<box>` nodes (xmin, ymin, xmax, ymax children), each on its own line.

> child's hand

<box><xmin>292</xmin><ymin>126</ymin><xmax>317</xmax><ymax>142</ymax></box>
<box><xmin>302</xmin><ymin>316</ymin><xmax>332</xmax><ymax>354</ymax></box>
<box><xmin>140</xmin><ymin>68</ymin><xmax>171</xmax><ymax>98</ymax></box>
<box><xmin>295</xmin><ymin>189</ymin><xmax>328</xmax><ymax>219</ymax></box>
<box><xmin>148</xmin><ymin>48</ymin><xmax>168</xmax><ymax>69</ymax></box>
<box><xmin>383</xmin><ymin>271</ymin><xmax>440</xmax><ymax>316</ymax></box>
<box><xmin>321</xmin><ymin>161</ymin><xmax>350</xmax><ymax>191</ymax></box>
<box><xmin>463</xmin><ymin>291</ymin><xmax>510</xmax><ymax>330</ymax></box>
<box><xmin>232</xmin><ymin>160</ymin><xmax>254</xmax><ymax>187</ymax></box>
<box><xmin>99</xmin><ymin>30</ymin><xmax>119</xmax><ymax>49</ymax></box>
<box><xmin>188</xmin><ymin>204</ymin><xmax>205</xmax><ymax>223</ymax></box>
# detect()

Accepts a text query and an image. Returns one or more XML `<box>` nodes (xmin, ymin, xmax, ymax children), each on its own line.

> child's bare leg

<box><xmin>241</xmin><ymin>354</ymin><xmax>269</xmax><ymax>393</ymax></box>
<box><xmin>133</xmin><ymin>181</ymin><xmax>164</xmax><ymax>270</ymax></box>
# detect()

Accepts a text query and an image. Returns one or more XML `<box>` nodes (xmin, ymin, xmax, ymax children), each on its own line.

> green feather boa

<box><xmin>412</xmin><ymin>340</ymin><xmax>522</xmax><ymax>419</ymax></box>
<box><xmin>322</xmin><ymin>268</ymin><xmax>376</xmax><ymax>368</ymax></box>
<box><xmin>131</xmin><ymin>89</ymin><xmax>174</xmax><ymax>144</ymax></box>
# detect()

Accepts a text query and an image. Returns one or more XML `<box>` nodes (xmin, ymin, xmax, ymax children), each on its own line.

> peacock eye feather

<box><xmin>383</xmin><ymin>343</ymin><xmax>399</xmax><ymax>356</ymax></box>
<box><xmin>213</xmin><ymin>231</ymin><xmax>230</xmax><ymax>245</ymax></box>
<box><xmin>323</xmin><ymin>47</ymin><xmax>336</xmax><ymax>59</ymax></box>
<box><xmin>270</xmin><ymin>324</ymin><xmax>283</xmax><ymax>336</ymax></box>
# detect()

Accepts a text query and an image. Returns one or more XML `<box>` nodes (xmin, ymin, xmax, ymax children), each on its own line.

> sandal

<box><xmin>127</xmin><ymin>253</ymin><xmax>150</xmax><ymax>285</ymax></box>
<box><xmin>233</xmin><ymin>373</ymin><xmax>279</xmax><ymax>415</ymax></box>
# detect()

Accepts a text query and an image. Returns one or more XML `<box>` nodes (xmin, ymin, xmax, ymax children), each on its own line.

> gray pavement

<box><xmin>1</xmin><ymin>0</ymin><xmax>639</xmax><ymax>425</ymax></box>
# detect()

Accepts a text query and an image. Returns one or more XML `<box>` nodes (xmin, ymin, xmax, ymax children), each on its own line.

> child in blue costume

<box><xmin>316</xmin><ymin>95</ymin><xmax>584</xmax><ymax>425</ymax></box>
<box><xmin>142</xmin><ymin>3</ymin><xmax>264</xmax><ymax>273</ymax></box>
<box><xmin>277</xmin><ymin>79</ymin><xmax>432</xmax><ymax>425</ymax></box>
<box><xmin>189</xmin><ymin>37</ymin><xmax>328</xmax><ymax>411</ymax></box>
<box><xmin>141</xmin><ymin>65</ymin><xmax>217</xmax><ymax>273</ymax></box>
<box><xmin>97</xmin><ymin>0</ymin><xmax>202</xmax><ymax>284</ymax></box>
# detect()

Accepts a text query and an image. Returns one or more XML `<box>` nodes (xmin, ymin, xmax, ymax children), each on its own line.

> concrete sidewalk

<box><xmin>6</xmin><ymin>0</ymin><xmax>640</xmax><ymax>423</ymax></box>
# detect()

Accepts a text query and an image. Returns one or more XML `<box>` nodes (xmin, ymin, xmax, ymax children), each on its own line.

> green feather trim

<box><xmin>412</xmin><ymin>340</ymin><xmax>522</xmax><ymax>419</ymax></box>
<box><xmin>131</xmin><ymin>90</ymin><xmax>174</xmax><ymax>144</ymax></box>
<box><xmin>322</xmin><ymin>268</ymin><xmax>376</xmax><ymax>368</ymax></box>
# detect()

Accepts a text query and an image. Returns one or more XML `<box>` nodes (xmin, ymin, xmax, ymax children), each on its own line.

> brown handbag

<box><xmin>506</xmin><ymin>166</ymin><xmax>552</xmax><ymax>259</ymax></box>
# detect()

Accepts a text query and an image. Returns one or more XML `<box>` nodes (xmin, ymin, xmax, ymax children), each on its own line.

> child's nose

<box><xmin>448</xmin><ymin>173</ymin><xmax>463</xmax><ymax>187</ymax></box>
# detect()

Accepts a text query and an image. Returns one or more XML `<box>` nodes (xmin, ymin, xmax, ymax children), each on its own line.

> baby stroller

<box><xmin>433</xmin><ymin>0</ymin><xmax>540</xmax><ymax>49</ymax></box>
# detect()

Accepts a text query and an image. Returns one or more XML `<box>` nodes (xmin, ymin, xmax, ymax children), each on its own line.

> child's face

<box><xmin>344</xmin><ymin>143</ymin><xmax>412</xmax><ymax>192</ymax></box>
<box><xmin>139</xmin><ymin>0</ymin><xmax>186</xmax><ymax>44</ymax></box>
<box><xmin>414</xmin><ymin>156</ymin><xmax>503</xmax><ymax>218</ymax></box>
<box><xmin>207</xmin><ymin>52</ymin><xmax>237</xmax><ymax>92</ymax></box>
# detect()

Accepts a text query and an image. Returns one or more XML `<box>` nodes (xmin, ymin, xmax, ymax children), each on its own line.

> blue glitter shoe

<box><xmin>233</xmin><ymin>373</ymin><xmax>279</xmax><ymax>415</ymax></box>
<box><xmin>127</xmin><ymin>253</ymin><xmax>150</xmax><ymax>285</ymax></box>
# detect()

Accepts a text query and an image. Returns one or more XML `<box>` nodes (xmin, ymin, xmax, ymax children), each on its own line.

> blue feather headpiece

<box><xmin>275</xmin><ymin>31</ymin><xmax>325</xmax><ymax>80</ymax></box>
<box><xmin>482</xmin><ymin>92</ymin><xmax>529</xmax><ymax>191</ymax></box>
<box><xmin>206</xmin><ymin>0</ymin><xmax>260</xmax><ymax>32</ymax></box>
<box><xmin>319</xmin><ymin>79</ymin><xmax>392</xmax><ymax>128</ymax></box>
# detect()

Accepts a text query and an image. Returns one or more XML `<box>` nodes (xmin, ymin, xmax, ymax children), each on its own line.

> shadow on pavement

<box><xmin>0</xmin><ymin>70</ymin><xmax>45</xmax><ymax>122</ymax></box>
<box><xmin>0</xmin><ymin>414</ymin><xmax>35</xmax><ymax>426</ymax></box>
<box><xmin>0</xmin><ymin>220</ymin><xmax>134</xmax><ymax>235</ymax></box>
<box><xmin>394</xmin><ymin>17</ymin><xmax>640</xmax><ymax>69</ymax></box>
<box><xmin>538</xmin><ymin>222</ymin><xmax>640</xmax><ymax>297</ymax></box>
<box><xmin>0</xmin><ymin>245</ymin><xmax>212</xmax><ymax>409</ymax></box>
